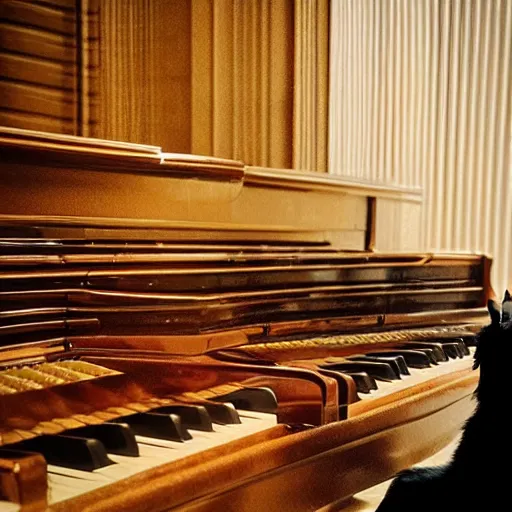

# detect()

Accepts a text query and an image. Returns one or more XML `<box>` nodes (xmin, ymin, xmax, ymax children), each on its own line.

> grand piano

<box><xmin>0</xmin><ymin>127</ymin><xmax>491</xmax><ymax>511</ymax></box>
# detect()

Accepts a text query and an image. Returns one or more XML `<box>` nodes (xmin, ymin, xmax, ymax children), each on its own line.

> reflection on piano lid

<box><xmin>0</xmin><ymin>130</ymin><xmax>493</xmax><ymax>511</ymax></box>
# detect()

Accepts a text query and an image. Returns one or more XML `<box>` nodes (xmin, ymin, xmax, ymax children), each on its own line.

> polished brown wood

<box><xmin>44</xmin><ymin>371</ymin><xmax>476</xmax><ymax>512</ymax></box>
<box><xmin>0</xmin><ymin>450</ymin><xmax>47</xmax><ymax>510</ymax></box>
<box><xmin>0</xmin><ymin>129</ymin><xmax>493</xmax><ymax>511</ymax></box>
<box><xmin>0</xmin><ymin>128</ymin><xmax>427</xmax><ymax>251</ymax></box>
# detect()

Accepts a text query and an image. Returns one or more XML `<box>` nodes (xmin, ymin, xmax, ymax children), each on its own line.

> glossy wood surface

<box><xmin>0</xmin><ymin>130</ymin><xmax>494</xmax><ymax>511</ymax></box>
<box><xmin>45</xmin><ymin>369</ymin><xmax>477</xmax><ymax>512</ymax></box>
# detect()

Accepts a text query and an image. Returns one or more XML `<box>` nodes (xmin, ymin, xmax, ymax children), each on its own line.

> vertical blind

<box><xmin>329</xmin><ymin>0</ymin><xmax>512</xmax><ymax>293</ymax></box>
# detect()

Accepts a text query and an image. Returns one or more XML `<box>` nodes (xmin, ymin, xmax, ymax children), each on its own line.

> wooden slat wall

<box><xmin>96</xmin><ymin>0</ymin><xmax>191</xmax><ymax>151</ymax></box>
<box><xmin>329</xmin><ymin>0</ymin><xmax>512</xmax><ymax>293</ymax></box>
<box><xmin>0</xmin><ymin>0</ymin><xmax>78</xmax><ymax>133</ymax></box>
<box><xmin>0</xmin><ymin>0</ymin><xmax>326</xmax><ymax>167</ymax></box>
<box><xmin>97</xmin><ymin>0</ymin><xmax>155</xmax><ymax>145</ymax></box>
<box><xmin>293</xmin><ymin>0</ymin><xmax>329</xmax><ymax>172</ymax></box>
<box><xmin>78</xmin><ymin>0</ymin><xmax>99</xmax><ymax>138</ymax></box>
<box><xmin>0</xmin><ymin>0</ymin><xmax>97</xmax><ymax>135</ymax></box>
<box><xmin>191</xmin><ymin>0</ymin><xmax>294</xmax><ymax>168</ymax></box>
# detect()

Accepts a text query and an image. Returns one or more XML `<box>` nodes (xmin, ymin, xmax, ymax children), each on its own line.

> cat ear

<box><xmin>487</xmin><ymin>299</ymin><xmax>501</xmax><ymax>325</ymax></box>
<box><xmin>502</xmin><ymin>290</ymin><xmax>512</xmax><ymax>323</ymax></box>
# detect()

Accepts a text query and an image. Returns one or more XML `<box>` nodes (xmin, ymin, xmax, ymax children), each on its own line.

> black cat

<box><xmin>375</xmin><ymin>292</ymin><xmax>512</xmax><ymax>512</ymax></box>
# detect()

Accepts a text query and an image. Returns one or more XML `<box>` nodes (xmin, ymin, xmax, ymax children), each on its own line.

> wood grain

<box><xmin>293</xmin><ymin>0</ymin><xmax>329</xmax><ymax>172</ymax></box>
<box><xmin>192</xmin><ymin>0</ymin><xmax>294</xmax><ymax>168</ymax></box>
<box><xmin>0</xmin><ymin>0</ymin><xmax>80</xmax><ymax>135</ymax></box>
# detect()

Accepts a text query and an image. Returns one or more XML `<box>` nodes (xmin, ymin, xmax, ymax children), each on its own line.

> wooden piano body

<box><xmin>0</xmin><ymin>128</ymin><xmax>491</xmax><ymax>511</ymax></box>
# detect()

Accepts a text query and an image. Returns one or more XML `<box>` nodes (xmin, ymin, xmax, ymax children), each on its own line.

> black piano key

<box><xmin>343</xmin><ymin>371</ymin><xmax>378</xmax><ymax>394</ymax></box>
<box><xmin>320</xmin><ymin>361</ymin><xmax>397</xmax><ymax>381</ymax></box>
<box><xmin>445</xmin><ymin>338</ymin><xmax>469</xmax><ymax>357</ymax></box>
<box><xmin>348</xmin><ymin>355</ymin><xmax>403</xmax><ymax>379</ymax></box>
<box><xmin>412</xmin><ymin>348</ymin><xmax>438</xmax><ymax>365</ymax></box>
<box><xmin>436</xmin><ymin>342</ymin><xmax>463</xmax><ymax>359</ymax></box>
<box><xmin>454</xmin><ymin>341</ymin><xmax>467</xmax><ymax>358</ymax></box>
<box><xmin>458</xmin><ymin>335</ymin><xmax>476</xmax><ymax>350</ymax></box>
<box><xmin>414</xmin><ymin>340</ymin><xmax>458</xmax><ymax>359</ymax></box>
<box><xmin>400</xmin><ymin>342</ymin><xmax>448</xmax><ymax>362</ymax></box>
<box><xmin>212</xmin><ymin>387</ymin><xmax>278</xmax><ymax>414</ymax></box>
<box><xmin>16</xmin><ymin>435</ymin><xmax>114</xmax><ymax>471</ymax></box>
<box><xmin>151</xmin><ymin>405</ymin><xmax>213</xmax><ymax>432</ymax></box>
<box><xmin>457</xmin><ymin>339</ymin><xmax>470</xmax><ymax>356</ymax></box>
<box><xmin>360</xmin><ymin>354</ymin><xmax>410</xmax><ymax>376</ymax></box>
<box><xmin>201</xmin><ymin>402</ymin><xmax>241</xmax><ymax>425</ymax></box>
<box><xmin>369</xmin><ymin>350</ymin><xmax>431</xmax><ymax>369</ymax></box>
<box><xmin>426</xmin><ymin>335</ymin><xmax>473</xmax><ymax>353</ymax></box>
<box><xmin>114</xmin><ymin>413</ymin><xmax>192</xmax><ymax>442</ymax></box>
<box><xmin>456</xmin><ymin>344</ymin><xmax>466</xmax><ymax>358</ymax></box>
<box><xmin>68</xmin><ymin>423</ymin><xmax>139</xmax><ymax>456</ymax></box>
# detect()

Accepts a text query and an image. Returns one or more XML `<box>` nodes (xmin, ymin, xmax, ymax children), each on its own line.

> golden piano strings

<box><xmin>0</xmin><ymin>361</ymin><xmax>120</xmax><ymax>394</ymax></box>
<box><xmin>0</xmin><ymin>129</ymin><xmax>492</xmax><ymax>511</ymax></box>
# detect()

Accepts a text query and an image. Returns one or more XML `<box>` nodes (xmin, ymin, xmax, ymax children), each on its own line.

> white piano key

<box><xmin>0</xmin><ymin>502</ymin><xmax>20</xmax><ymax>512</ymax></box>
<box><xmin>48</xmin><ymin>464</ymin><xmax>113</xmax><ymax>482</ymax></box>
<box><xmin>48</xmin><ymin>474</ymin><xmax>102</xmax><ymax>502</ymax></box>
<box><xmin>237</xmin><ymin>410</ymin><xmax>279</xmax><ymax>425</ymax></box>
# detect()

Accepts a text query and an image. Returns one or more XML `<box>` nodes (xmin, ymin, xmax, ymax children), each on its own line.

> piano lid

<box><xmin>0</xmin><ymin>128</ymin><xmax>492</xmax><ymax>357</ymax></box>
<box><xmin>0</xmin><ymin>127</ymin><xmax>419</xmax><ymax>247</ymax></box>
<box><xmin>0</xmin><ymin>238</ymin><xmax>491</xmax><ymax>350</ymax></box>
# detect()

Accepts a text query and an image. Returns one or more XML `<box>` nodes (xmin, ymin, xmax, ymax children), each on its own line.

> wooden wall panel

<box><xmin>267</xmin><ymin>0</ymin><xmax>294</xmax><ymax>168</ymax></box>
<box><xmin>191</xmin><ymin>0</ymin><xmax>328</xmax><ymax>170</ymax></box>
<box><xmin>0</xmin><ymin>0</ymin><xmax>79</xmax><ymax>134</ymax></box>
<box><xmin>0</xmin><ymin>0</ymin><xmax>98</xmax><ymax>136</ymax></box>
<box><xmin>152</xmin><ymin>0</ymin><xmax>191</xmax><ymax>152</ymax></box>
<box><xmin>191</xmin><ymin>0</ymin><xmax>294</xmax><ymax>168</ymax></box>
<box><xmin>96</xmin><ymin>0</ymin><xmax>191</xmax><ymax>151</ymax></box>
<box><xmin>294</xmin><ymin>0</ymin><xmax>329</xmax><ymax>172</ymax></box>
<box><xmin>78</xmin><ymin>0</ymin><xmax>99</xmax><ymax>138</ymax></box>
<box><xmin>97</xmin><ymin>0</ymin><xmax>155</xmax><ymax>144</ymax></box>
<box><xmin>0</xmin><ymin>0</ymin><xmax>325</xmax><ymax>171</ymax></box>
<box><xmin>190</xmin><ymin>0</ymin><xmax>213</xmax><ymax>157</ymax></box>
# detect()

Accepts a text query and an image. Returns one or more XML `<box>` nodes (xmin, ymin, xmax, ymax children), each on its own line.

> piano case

<box><xmin>0</xmin><ymin>128</ymin><xmax>490</xmax><ymax>511</ymax></box>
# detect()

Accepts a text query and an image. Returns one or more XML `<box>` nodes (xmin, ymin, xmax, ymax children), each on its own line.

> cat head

<box><xmin>473</xmin><ymin>291</ymin><xmax>512</xmax><ymax>400</ymax></box>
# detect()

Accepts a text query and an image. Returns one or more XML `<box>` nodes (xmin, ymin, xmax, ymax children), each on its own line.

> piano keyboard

<box><xmin>328</xmin><ymin>337</ymin><xmax>475</xmax><ymax>403</ymax></box>
<box><xmin>45</xmin><ymin>410</ymin><xmax>277</xmax><ymax>504</ymax></box>
<box><xmin>229</xmin><ymin>329</ymin><xmax>478</xmax><ymax>416</ymax></box>
<box><xmin>0</xmin><ymin>382</ymin><xmax>279</xmax><ymax>507</ymax></box>
<box><xmin>323</xmin><ymin>336</ymin><xmax>476</xmax><ymax>415</ymax></box>
<box><xmin>355</xmin><ymin>348</ymin><xmax>475</xmax><ymax>402</ymax></box>
<box><xmin>0</xmin><ymin>332</ymin><xmax>477</xmax><ymax>510</ymax></box>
